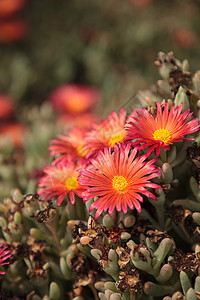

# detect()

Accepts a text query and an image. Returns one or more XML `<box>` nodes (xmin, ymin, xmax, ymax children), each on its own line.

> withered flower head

<box><xmin>116</xmin><ymin>246</ymin><xmax>130</xmax><ymax>269</ymax></box>
<box><xmin>167</xmin><ymin>205</ymin><xmax>185</xmax><ymax>225</ymax></box>
<box><xmin>116</xmin><ymin>269</ymin><xmax>142</xmax><ymax>293</ymax></box>
<box><xmin>169</xmin><ymin>249</ymin><xmax>200</xmax><ymax>274</ymax></box>
<box><xmin>169</xmin><ymin>69</ymin><xmax>192</xmax><ymax>90</ymax></box>
<box><xmin>132</xmin><ymin>244</ymin><xmax>151</xmax><ymax>262</ymax></box>
<box><xmin>31</xmin><ymin>200</ymin><xmax>56</xmax><ymax>224</ymax></box>
<box><xmin>146</xmin><ymin>230</ymin><xmax>175</xmax><ymax>247</ymax></box>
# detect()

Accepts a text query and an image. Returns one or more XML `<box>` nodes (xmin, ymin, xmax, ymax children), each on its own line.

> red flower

<box><xmin>0</xmin><ymin>122</ymin><xmax>26</xmax><ymax>147</ymax></box>
<box><xmin>173</xmin><ymin>28</ymin><xmax>196</xmax><ymax>48</ymax></box>
<box><xmin>49</xmin><ymin>127</ymin><xmax>89</xmax><ymax>164</ymax></box>
<box><xmin>0</xmin><ymin>20</ymin><xmax>27</xmax><ymax>43</ymax></box>
<box><xmin>0</xmin><ymin>95</ymin><xmax>14</xmax><ymax>119</ymax></box>
<box><xmin>83</xmin><ymin>108</ymin><xmax>131</xmax><ymax>158</ymax></box>
<box><xmin>49</xmin><ymin>84</ymin><xmax>100</xmax><ymax>115</ymax></box>
<box><xmin>38</xmin><ymin>159</ymin><xmax>87</xmax><ymax>205</ymax></box>
<box><xmin>0</xmin><ymin>0</ymin><xmax>26</xmax><ymax>17</ymax></box>
<box><xmin>126</xmin><ymin>101</ymin><xmax>200</xmax><ymax>156</ymax></box>
<box><xmin>79</xmin><ymin>144</ymin><xmax>161</xmax><ymax>219</ymax></box>
<box><xmin>0</xmin><ymin>243</ymin><xmax>11</xmax><ymax>275</ymax></box>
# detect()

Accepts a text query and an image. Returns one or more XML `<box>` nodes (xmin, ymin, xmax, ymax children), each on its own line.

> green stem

<box><xmin>89</xmin><ymin>283</ymin><xmax>99</xmax><ymax>300</ymax></box>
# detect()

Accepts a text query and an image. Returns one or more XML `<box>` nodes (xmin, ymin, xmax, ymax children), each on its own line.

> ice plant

<box><xmin>38</xmin><ymin>158</ymin><xmax>87</xmax><ymax>205</ymax></box>
<box><xmin>0</xmin><ymin>243</ymin><xmax>11</xmax><ymax>275</ymax></box>
<box><xmin>79</xmin><ymin>143</ymin><xmax>161</xmax><ymax>219</ymax></box>
<box><xmin>0</xmin><ymin>123</ymin><xmax>26</xmax><ymax>147</ymax></box>
<box><xmin>0</xmin><ymin>95</ymin><xmax>14</xmax><ymax>119</ymax></box>
<box><xmin>0</xmin><ymin>20</ymin><xmax>27</xmax><ymax>43</ymax></box>
<box><xmin>126</xmin><ymin>101</ymin><xmax>200</xmax><ymax>156</ymax></box>
<box><xmin>84</xmin><ymin>108</ymin><xmax>131</xmax><ymax>158</ymax></box>
<box><xmin>0</xmin><ymin>0</ymin><xmax>26</xmax><ymax>17</ymax></box>
<box><xmin>49</xmin><ymin>84</ymin><xmax>100</xmax><ymax>115</ymax></box>
<box><xmin>49</xmin><ymin>127</ymin><xmax>89</xmax><ymax>164</ymax></box>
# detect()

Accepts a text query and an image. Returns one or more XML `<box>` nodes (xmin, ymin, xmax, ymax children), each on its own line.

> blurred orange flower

<box><xmin>0</xmin><ymin>0</ymin><xmax>26</xmax><ymax>17</ymax></box>
<box><xmin>50</xmin><ymin>84</ymin><xmax>100</xmax><ymax>115</ymax></box>
<box><xmin>0</xmin><ymin>20</ymin><xmax>27</xmax><ymax>43</ymax></box>
<box><xmin>173</xmin><ymin>28</ymin><xmax>197</xmax><ymax>48</ymax></box>
<box><xmin>0</xmin><ymin>122</ymin><xmax>26</xmax><ymax>147</ymax></box>
<box><xmin>0</xmin><ymin>95</ymin><xmax>14</xmax><ymax>119</ymax></box>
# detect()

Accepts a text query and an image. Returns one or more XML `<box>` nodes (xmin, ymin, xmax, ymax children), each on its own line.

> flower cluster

<box><xmin>38</xmin><ymin>98</ymin><xmax>200</xmax><ymax>219</ymax></box>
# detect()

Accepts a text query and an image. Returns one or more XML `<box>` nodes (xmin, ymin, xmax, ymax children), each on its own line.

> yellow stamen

<box><xmin>109</xmin><ymin>134</ymin><xmax>125</xmax><ymax>147</ymax></box>
<box><xmin>153</xmin><ymin>128</ymin><xmax>172</xmax><ymax>145</ymax></box>
<box><xmin>112</xmin><ymin>175</ymin><xmax>128</xmax><ymax>192</ymax></box>
<box><xmin>65</xmin><ymin>177</ymin><xmax>79</xmax><ymax>190</ymax></box>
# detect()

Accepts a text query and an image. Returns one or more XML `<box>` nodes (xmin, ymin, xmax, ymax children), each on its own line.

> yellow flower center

<box><xmin>109</xmin><ymin>134</ymin><xmax>125</xmax><ymax>147</ymax></box>
<box><xmin>112</xmin><ymin>175</ymin><xmax>128</xmax><ymax>192</ymax></box>
<box><xmin>65</xmin><ymin>177</ymin><xmax>79</xmax><ymax>190</ymax></box>
<box><xmin>77</xmin><ymin>145</ymin><xmax>87</xmax><ymax>157</ymax></box>
<box><xmin>153</xmin><ymin>128</ymin><xmax>172</xmax><ymax>145</ymax></box>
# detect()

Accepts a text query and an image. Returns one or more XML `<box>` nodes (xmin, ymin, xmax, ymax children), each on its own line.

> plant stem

<box><xmin>89</xmin><ymin>283</ymin><xmax>99</xmax><ymax>300</ymax></box>
<box><xmin>47</xmin><ymin>220</ymin><xmax>62</xmax><ymax>253</ymax></box>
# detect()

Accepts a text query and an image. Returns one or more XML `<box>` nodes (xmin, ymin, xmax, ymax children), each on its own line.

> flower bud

<box><xmin>192</xmin><ymin>212</ymin><xmax>200</xmax><ymax>225</ymax></box>
<box><xmin>49</xmin><ymin>282</ymin><xmax>60</xmax><ymax>300</ymax></box>
<box><xmin>182</xmin><ymin>59</ymin><xmax>189</xmax><ymax>72</ymax></box>
<box><xmin>193</xmin><ymin>71</ymin><xmax>200</xmax><ymax>98</ymax></box>
<box><xmin>30</xmin><ymin>228</ymin><xmax>46</xmax><ymax>240</ymax></box>
<box><xmin>14</xmin><ymin>212</ymin><xmax>22</xmax><ymax>226</ymax></box>
<box><xmin>12</xmin><ymin>189</ymin><xmax>24</xmax><ymax>203</ymax></box>
<box><xmin>95</xmin><ymin>282</ymin><xmax>105</xmax><ymax>292</ymax></box>
<box><xmin>171</xmin><ymin>292</ymin><xmax>185</xmax><ymax>300</ymax></box>
<box><xmin>105</xmin><ymin>289</ymin><xmax>113</xmax><ymax>298</ymax></box>
<box><xmin>124</xmin><ymin>215</ymin><xmax>136</xmax><ymax>227</ymax></box>
<box><xmin>103</xmin><ymin>214</ymin><xmax>114</xmax><ymax>228</ymax></box>
<box><xmin>60</xmin><ymin>257</ymin><xmax>71</xmax><ymax>279</ymax></box>
<box><xmin>80</xmin><ymin>236</ymin><xmax>92</xmax><ymax>245</ymax></box>
<box><xmin>195</xmin><ymin>276</ymin><xmax>200</xmax><ymax>291</ymax></box>
<box><xmin>156</xmin><ymin>264</ymin><xmax>173</xmax><ymax>283</ymax></box>
<box><xmin>180</xmin><ymin>271</ymin><xmax>191</xmax><ymax>295</ymax></box>
<box><xmin>174</xmin><ymin>86</ymin><xmax>190</xmax><ymax>112</ymax></box>
<box><xmin>0</xmin><ymin>217</ymin><xmax>7</xmax><ymax>229</ymax></box>
<box><xmin>161</xmin><ymin>163</ymin><xmax>173</xmax><ymax>184</ymax></box>
<box><xmin>98</xmin><ymin>293</ymin><xmax>106</xmax><ymax>300</ymax></box>
<box><xmin>186</xmin><ymin>288</ymin><xmax>197</xmax><ymax>300</ymax></box>
<box><xmin>120</xmin><ymin>232</ymin><xmax>131</xmax><ymax>240</ymax></box>
<box><xmin>127</xmin><ymin>240</ymin><xmax>137</xmax><ymax>250</ymax></box>
<box><xmin>104</xmin><ymin>282</ymin><xmax>118</xmax><ymax>293</ymax></box>
<box><xmin>91</xmin><ymin>249</ymin><xmax>102</xmax><ymax>261</ymax></box>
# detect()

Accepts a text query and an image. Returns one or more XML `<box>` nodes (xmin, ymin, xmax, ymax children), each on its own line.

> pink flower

<box><xmin>0</xmin><ymin>95</ymin><xmax>14</xmax><ymax>119</ymax></box>
<box><xmin>126</xmin><ymin>101</ymin><xmax>200</xmax><ymax>156</ymax></box>
<box><xmin>83</xmin><ymin>108</ymin><xmax>131</xmax><ymax>158</ymax></box>
<box><xmin>49</xmin><ymin>84</ymin><xmax>100</xmax><ymax>115</ymax></box>
<box><xmin>79</xmin><ymin>143</ymin><xmax>161</xmax><ymax>219</ymax></box>
<box><xmin>0</xmin><ymin>243</ymin><xmax>11</xmax><ymax>275</ymax></box>
<box><xmin>49</xmin><ymin>127</ymin><xmax>89</xmax><ymax>164</ymax></box>
<box><xmin>0</xmin><ymin>122</ymin><xmax>26</xmax><ymax>147</ymax></box>
<box><xmin>38</xmin><ymin>159</ymin><xmax>87</xmax><ymax>205</ymax></box>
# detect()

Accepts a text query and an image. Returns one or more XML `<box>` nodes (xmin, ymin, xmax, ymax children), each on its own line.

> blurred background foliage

<box><xmin>0</xmin><ymin>0</ymin><xmax>200</xmax><ymax>113</ymax></box>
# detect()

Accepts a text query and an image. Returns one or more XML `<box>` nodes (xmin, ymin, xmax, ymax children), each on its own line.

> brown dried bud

<box><xmin>116</xmin><ymin>269</ymin><xmax>141</xmax><ymax>293</ymax></box>
<box><xmin>116</xmin><ymin>246</ymin><xmax>130</xmax><ymax>269</ymax></box>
